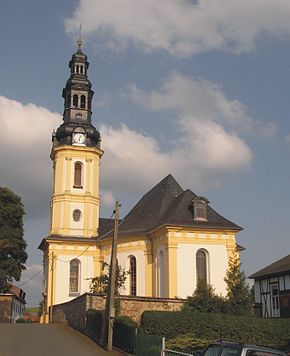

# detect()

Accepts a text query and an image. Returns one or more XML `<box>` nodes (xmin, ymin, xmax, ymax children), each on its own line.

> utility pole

<box><xmin>100</xmin><ymin>201</ymin><xmax>121</xmax><ymax>351</ymax></box>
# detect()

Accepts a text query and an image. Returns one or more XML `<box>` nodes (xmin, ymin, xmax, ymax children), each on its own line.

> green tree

<box><xmin>185</xmin><ymin>280</ymin><xmax>226</xmax><ymax>313</ymax></box>
<box><xmin>224</xmin><ymin>253</ymin><xmax>253</xmax><ymax>316</ymax></box>
<box><xmin>0</xmin><ymin>187</ymin><xmax>27</xmax><ymax>292</ymax></box>
<box><xmin>89</xmin><ymin>261</ymin><xmax>128</xmax><ymax>295</ymax></box>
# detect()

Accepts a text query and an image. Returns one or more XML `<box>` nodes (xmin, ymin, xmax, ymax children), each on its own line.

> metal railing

<box><xmin>161</xmin><ymin>338</ymin><xmax>196</xmax><ymax>356</ymax></box>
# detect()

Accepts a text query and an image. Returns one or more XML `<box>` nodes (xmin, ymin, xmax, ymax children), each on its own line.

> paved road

<box><xmin>0</xmin><ymin>324</ymin><xmax>122</xmax><ymax>356</ymax></box>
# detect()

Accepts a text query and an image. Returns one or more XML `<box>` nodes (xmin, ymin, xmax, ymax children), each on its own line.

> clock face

<box><xmin>73</xmin><ymin>133</ymin><xmax>86</xmax><ymax>145</ymax></box>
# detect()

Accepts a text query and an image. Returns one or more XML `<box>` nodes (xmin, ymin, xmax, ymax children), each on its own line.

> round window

<box><xmin>73</xmin><ymin>209</ymin><xmax>81</xmax><ymax>222</ymax></box>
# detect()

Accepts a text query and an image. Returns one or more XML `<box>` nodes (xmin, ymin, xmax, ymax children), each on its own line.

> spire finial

<box><xmin>77</xmin><ymin>24</ymin><xmax>82</xmax><ymax>49</ymax></box>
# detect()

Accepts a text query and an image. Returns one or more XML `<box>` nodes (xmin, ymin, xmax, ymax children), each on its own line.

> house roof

<box><xmin>249</xmin><ymin>254</ymin><xmax>290</xmax><ymax>280</ymax></box>
<box><xmin>98</xmin><ymin>218</ymin><xmax>117</xmax><ymax>237</ymax></box>
<box><xmin>99</xmin><ymin>174</ymin><xmax>242</xmax><ymax>240</ymax></box>
<box><xmin>0</xmin><ymin>284</ymin><xmax>26</xmax><ymax>304</ymax></box>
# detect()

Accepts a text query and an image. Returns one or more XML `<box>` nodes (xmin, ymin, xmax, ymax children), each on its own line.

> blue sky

<box><xmin>1</xmin><ymin>0</ymin><xmax>290</xmax><ymax>305</ymax></box>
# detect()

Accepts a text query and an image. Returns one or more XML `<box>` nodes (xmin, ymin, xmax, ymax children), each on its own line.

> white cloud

<box><xmin>0</xmin><ymin>96</ymin><xmax>61</xmax><ymax>218</ymax></box>
<box><xmin>102</xmin><ymin>72</ymin><xmax>253</xmax><ymax>191</ymax></box>
<box><xmin>100</xmin><ymin>124</ymin><xmax>171</xmax><ymax>193</ymax></box>
<box><xmin>65</xmin><ymin>0</ymin><xmax>290</xmax><ymax>57</ymax></box>
<box><xmin>100</xmin><ymin>120</ymin><xmax>251</xmax><ymax>195</ymax></box>
<box><xmin>100</xmin><ymin>190</ymin><xmax>115</xmax><ymax>208</ymax></box>
<box><xmin>0</xmin><ymin>97</ymin><xmax>61</xmax><ymax>149</ymax></box>
<box><xmin>128</xmin><ymin>73</ymin><xmax>252</xmax><ymax>132</ymax></box>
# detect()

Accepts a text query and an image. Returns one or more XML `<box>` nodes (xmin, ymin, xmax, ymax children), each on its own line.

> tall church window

<box><xmin>129</xmin><ymin>256</ymin><xmax>137</xmax><ymax>296</ymax></box>
<box><xmin>74</xmin><ymin>162</ymin><xmax>83</xmax><ymax>188</ymax></box>
<box><xmin>80</xmin><ymin>95</ymin><xmax>86</xmax><ymax>109</ymax></box>
<box><xmin>196</xmin><ymin>249</ymin><xmax>207</xmax><ymax>284</ymax></box>
<box><xmin>80</xmin><ymin>66</ymin><xmax>83</xmax><ymax>74</ymax></box>
<box><xmin>73</xmin><ymin>94</ymin><xmax>78</xmax><ymax>108</ymax></box>
<box><xmin>69</xmin><ymin>259</ymin><xmax>80</xmax><ymax>294</ymax></box>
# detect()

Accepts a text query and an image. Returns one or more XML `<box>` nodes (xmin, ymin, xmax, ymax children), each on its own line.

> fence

<box><xmin>113</xmin><ymin>320</ymin><xmax>136</xmax><ymax>354</ymax></box>
<box><xmin>134</xmin><ymin>334</ymin><xmax>163</xmax><ymax>356</ymax></box>
<box><xmin>85</xmin><ymin>309</ymin><xmax>198</xmax><ymax>356</ymax></box>
<box><xmin>160</xmin><ymin>338</ymin><xmax>197</xmax><ymax>356</ymax></box>
<box><xmin>133</xmin><ymin>335</ymin><xmax>198</xmax><ymax>356</ymax></box>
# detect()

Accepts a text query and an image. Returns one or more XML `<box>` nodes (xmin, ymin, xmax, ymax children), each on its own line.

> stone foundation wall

<box><xmin>52</xmin><ymin>293</ymin><xmax>185</xmax><ymax>330</ymax></box>
<box><xmin>118</xmin><ymin>295</ymin><xmax>185</xmax><ymax>323</ymax></box>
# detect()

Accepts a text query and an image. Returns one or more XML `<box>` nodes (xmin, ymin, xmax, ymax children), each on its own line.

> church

<box><xmin>39</xmin><ymin>42</ymin><xmax>243</xmax><ymax>323</ymax></box>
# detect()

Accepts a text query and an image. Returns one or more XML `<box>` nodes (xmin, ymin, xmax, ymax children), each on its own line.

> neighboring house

<box><xmin>250</xmin><ymin>254</ymin><xmax>290</xmax><ymax>318</ymax></box>
<box><xmin>0</xmin><ymin>285</ymin><xmax>26</xmax><ymax>323</ymax></box>
<box><xmin>39</xmin><ymin>43</ymin><xmax>244</xmax><ymax>323</ymax></box>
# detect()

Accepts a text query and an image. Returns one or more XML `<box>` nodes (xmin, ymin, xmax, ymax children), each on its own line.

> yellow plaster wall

<box><xmin>50</xmin><ymin>145</ymin><xmax>103</xmax><ymax>237</ymax></box>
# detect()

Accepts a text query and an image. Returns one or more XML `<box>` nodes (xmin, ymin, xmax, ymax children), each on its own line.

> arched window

<box><xmin>69</xmin><ymin>259</ymin><xmax>80</xmax><ymax>294</ymax></box>
<box><xmin>74</xmin><ymin>162</ymin><xmax>83</xmax><ymax>188</ymax></box>
<box><xmin>196</xmin><ymin>249</ymin><xmax>207</xmax><ymax>284</ymax></box>
<box><xmin>80</xmin><ymin>66</ymin><xmax>83</xmax><ymax>74</ymax></box>
<box><xmin>73</xmin><ymin>94</ymin><xmax>78</xmax><ymax>108</ymax></box>
<box><xmin>80</xmin><ymin>95</ymin><xmax>86</xmax><ymax>109</ymax></box>
<box><xmin>129</xmin><ymin>256</ymin><xmax>137</xmax><ymax>296</ymax></box>
<box><xmin>157</xmin><ymin>250</ymin><xmax>165</xmax><ymax>297</ymax></box>
<box><xmin>76</xmin><ymin>65</ymin><xmax>79</xmax><ymax>73</ymax></box>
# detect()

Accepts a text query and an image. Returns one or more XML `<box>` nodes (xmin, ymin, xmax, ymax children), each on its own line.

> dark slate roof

<box><xmin>98</xmin><ymin>218</ymin><xmax>117</xmax><ymax>237</ymax></box>
<box><xmin>157</xmin><ymin>188</ymin><xmax>241</xmax><ymax>230</ymax></box>
<box><xmin>249</xmin><ymin>254</ymin><xmax>290</xmax><ymax>280</ymax></box>
<box><xmin>99</xmin><ymin>174</ymin><xmax>242</xmax><ymax>240</ymax></box>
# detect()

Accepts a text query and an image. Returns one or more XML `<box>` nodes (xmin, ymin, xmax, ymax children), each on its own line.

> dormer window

<box><xmin>192</xmin><ymin>197</ymin><xmax>209</xmax><ymax>221</ymax></box>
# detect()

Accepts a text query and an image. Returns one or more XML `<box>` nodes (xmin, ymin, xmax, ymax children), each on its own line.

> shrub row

<box><xmin>141</xmin><ymin>311</ymin><xmax>290</xmax><ymax>349</ymax></box>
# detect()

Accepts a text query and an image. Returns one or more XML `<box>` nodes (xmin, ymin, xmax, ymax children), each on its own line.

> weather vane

<box><xmin>77</xmin><ymin>24</ymin><xmax>82</xmax><ymax>49</ymax></box>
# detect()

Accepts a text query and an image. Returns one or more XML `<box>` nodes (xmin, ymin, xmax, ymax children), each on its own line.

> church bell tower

<box><xmin>39</xmin><ymin>41</ymin><xmax>103</xmax><ymax>323</ymax></box>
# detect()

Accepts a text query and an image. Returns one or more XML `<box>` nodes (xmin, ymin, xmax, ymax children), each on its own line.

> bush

<box><xmin>185</xmin><ymin>281</ymin><xmax>227</xmax><ymax>313</ymax></box>
<box><xmin>141</xmin><ymin>310</ymin><xmax>290</xmax><ymax>349</ymax></box>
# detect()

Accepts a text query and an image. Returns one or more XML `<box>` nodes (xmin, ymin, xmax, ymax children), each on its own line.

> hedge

<box><xmin>141</xmin><ymin>311</ymin><xmax>290</xmax><ymax>349</ymax></box>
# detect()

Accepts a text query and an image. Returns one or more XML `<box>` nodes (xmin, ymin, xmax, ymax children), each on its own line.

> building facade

<box><xmin>250</xmin><ymin>254</ymin><xmax>290</xmax><ymax>318</ymax></box>
<box><xmin>39</xmin><ymin>42</ymin><xmax>103</xmax><ymax>323</ymax></box>
<box><xmin>39</xmin><ymin>44</ymin><xmax>243</xmax><ymax>322</ymax></box>
<box><xmin>0</xmin><ymin>285</ymin><xmax>26</xmax><ymax>323</ymax></box>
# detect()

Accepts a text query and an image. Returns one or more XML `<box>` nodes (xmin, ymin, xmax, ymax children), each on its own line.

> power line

<box><xmin>57</xmin><ymin>211</ymin><xmax>115</xmax><ymax>263</ymax></box>
<box><xmin>17</xmin><ymin>270</ymin><xmax>42</xmax><ymax>287</ymax></box>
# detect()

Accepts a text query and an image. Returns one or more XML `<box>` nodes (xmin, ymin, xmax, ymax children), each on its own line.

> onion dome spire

<box><xmin>53</xmin><ymin>40</ymin><xmax>100</xmax><ymax>148</ymax></box>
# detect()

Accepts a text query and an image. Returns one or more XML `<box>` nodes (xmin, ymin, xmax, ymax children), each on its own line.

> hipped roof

<box><xmin>249</xmin><ymin>254</ymin><xmax>290</xmax><ymax>280</ymax></box>
<box><xmin>99</xmin><ymin>174</ymin><xmax>242</xmax><ymax>240</ymax></box>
